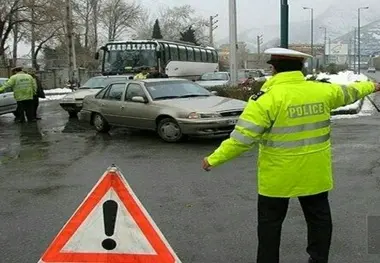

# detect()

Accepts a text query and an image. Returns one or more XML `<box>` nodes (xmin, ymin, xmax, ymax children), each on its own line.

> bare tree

<box><xmin>0</xmin><ymin>0</ymin><xmax>31</xmax><ymax>64</ymax></box>
<box><xmin>21</xmin><ymin>0</ymin><xmax>64</xmax><ymax>68</ymax></box>
<box><xmin>99</xmin><ymin>0</ymin><xmax>142</xmax><ymax>41</ymax></box>
<box><xmin>134</xmin><ymin>5</ymin><xmax>208</xmax><ymax>45</ymax></box>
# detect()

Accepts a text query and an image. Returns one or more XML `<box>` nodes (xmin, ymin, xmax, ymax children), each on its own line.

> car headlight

<box><xmin>62</xmin><ymin>96</ymin><xmax>75</xmax><ymax>101</ymax></box>
<box><xmin>188</xmin><ymin>112</ymin><xmax>222</xmax><ymax>119</ymax></box>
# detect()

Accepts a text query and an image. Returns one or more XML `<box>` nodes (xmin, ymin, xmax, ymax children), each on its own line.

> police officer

<box><xmin>147</xmin><ymin>67</ymin><xmax>169</xmax><ymax>78</ymax></box>
<box><xmin>202</xmin><ymin>48</ymin><xmax>380</xmax><ymax>263</ymax></box>
<box><xmin>0</xmin><ymin>67</ymin><xmax>37</xmax><ymax>123</ymax></box>
<box><xmin>133</xmin><ymin>66</ymin><xmax>150</xmax><ymax>80</ymax></box>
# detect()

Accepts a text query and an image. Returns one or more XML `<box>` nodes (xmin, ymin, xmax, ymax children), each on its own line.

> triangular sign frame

<box><xmin>38</xmin><ymin>165</ymin><xmax>181</xmax><ymax>263</ymax></box>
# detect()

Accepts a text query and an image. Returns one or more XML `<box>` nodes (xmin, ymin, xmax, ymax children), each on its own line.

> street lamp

<box><xmin>357</xmin><ymin>6</ymin><xmax>369</xmax><ymax>74</ymax></box>
<box><xmin>303</xmin><ymin>7</ymin><xmax>314</xmax><ymax>71</ymax></box>
<box><xmin>320</xmin><ymin>26</ymin><xmax>327</xmax><ymax>65</ymax></box>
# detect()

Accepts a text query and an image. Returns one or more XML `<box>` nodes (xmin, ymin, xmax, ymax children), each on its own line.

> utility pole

<box><xmin>280</xmin><ymin>0</ymin><xmax>289</xmax><ymax>48</ymax></box>
<box><xmin>357</xmin><ymin>7</ymin><xmax>369</xmax><ymax>74</ymax></box>
<box><xmin>257</xmin><ymin>35</ymin><xmax>263</xmax><ymax>66</ymax></box>
<box><xmin>320</xmin><ymin>27</ymin><xmax>327</xmax><ymax>66</ymax></box>
<box><xmin>303</xmin><ymin>7</ymin><xmax>314</xmax><ymax>72</ymax></box>
<box><xmin>353</xmin><ymin>28</ymin><xmax>357</xmax><ymax>72</ymax></box>
<box><xmin>328</xmin><ymin>37</ymin><xmax>331</xmax><ymax>64</ymax></box>
<box><xmin>209</xmin><ymin>14</ymin><xmax>218</xmax><ymax>47</ymax></box>
<box><xmin>229</xmin><ymin>0</ymin><xmax>238</xmax><ymax>85</ymax></box>
<box><xmin>12</xmin><ymin>10</ymin><xmax>19</xmax><ymax>67</ymax></box>
<box><xmin>65</xmin><ymin>0</ymin><xmax>73</xmax><ymax>83</ymax></box>
<box><xmin>65</xmin><ymin>0</ymin><xmax>78</xmax><ymax>85</ymax></box>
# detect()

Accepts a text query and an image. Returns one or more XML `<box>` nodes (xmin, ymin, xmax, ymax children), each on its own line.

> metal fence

<box><xmin>0</xmin><ymin>65</ymin><xmax>100</xmax><ymax>90</ymax></box>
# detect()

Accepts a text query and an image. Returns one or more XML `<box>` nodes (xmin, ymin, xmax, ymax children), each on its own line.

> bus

<box><xmin>95</xmin><ymin>40</ymin><xmax>219</xmax><ymax>80</ymax></box>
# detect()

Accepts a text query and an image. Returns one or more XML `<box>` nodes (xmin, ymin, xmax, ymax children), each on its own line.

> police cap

<box><xmin>264</xmin><ymin>48</ymin><xmax>313</xmax><ymax>64</ymax></box>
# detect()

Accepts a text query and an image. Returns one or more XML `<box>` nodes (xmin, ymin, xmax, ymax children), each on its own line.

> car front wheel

<box><xmin>157</xmin><ymin>118</ymin><xmax>185</xmax><ymax>142</ymax></box>
<box><xmin>92</xmin><ymin>113</ymin><xmax>110</xmax><ymax>133</ymax></box>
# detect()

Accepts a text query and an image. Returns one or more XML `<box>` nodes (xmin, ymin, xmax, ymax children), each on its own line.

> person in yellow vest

<box><xmin>133</xmin><ymin>66</ymin><xmax>150</xmax><ymax>80</ymax></box>
<box><xmin>0</xmin><ymin>67</ymin><xmax>37</xmax><ymax>123</ymax></box>
<box><xmin>202</xmin><ymin>48</ymin><xmax>380</xmax><ymax>263</ymax></box>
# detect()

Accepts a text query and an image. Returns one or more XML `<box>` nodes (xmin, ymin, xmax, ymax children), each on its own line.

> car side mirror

<box><xmin>211</xmin><ymin>91</ymin><xmax>218</xmax><ymax>95</ymax></box>
<box><xmin>131</xmin><ymin>96</ymin><xmax>147</xmax><ymax>103</ymax></box>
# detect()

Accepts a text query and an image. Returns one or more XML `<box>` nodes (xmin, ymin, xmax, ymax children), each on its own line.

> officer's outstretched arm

<box><xmin>207</xmin><ymin>92</ymin><xmax>276</xmax><ymax>167</ymax></box>
<box><xmin>0</xmin><ymin>77</ymin><xmax>16</xmax><ymax>93</ymax></box>
<box><xmin>330</xmin><ymin>81</ymin><xmax>375</xmax><ymax>110</ymax></box>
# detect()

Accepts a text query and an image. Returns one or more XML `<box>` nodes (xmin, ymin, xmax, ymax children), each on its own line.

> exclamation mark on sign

<box><xmin>101</xmin><ymin>200</ymin><xmax>118</xmax><ymax>250</ymax></box>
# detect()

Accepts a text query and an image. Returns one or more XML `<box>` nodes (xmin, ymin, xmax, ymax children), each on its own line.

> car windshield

<box><xmin>238</xmin><ymin>70</ymin><xmax>262</xmax><ymax>79</ymax></box>
<box><xmin>103</xmin><ymin>43</ymin><xmax>157</xmax><ymax>74</ymax></box>
<box><xmin>145</xmin><ymin>81</ymin><xmax>211</xmax><ymax>100</ymax></box>
<box><xmin>200</xmin><ymin>72</ymin><xmax>229</xmax><ymax>81</ymax></box>
<box><xmin>80</xmin><ymin>77</ymin><xmax>127</xmax><ymax>89</ymax></box>
<box><xmin>0</xmin><ymin>78</ymin><xmax>8</xmax><ymax>86</ymax></box>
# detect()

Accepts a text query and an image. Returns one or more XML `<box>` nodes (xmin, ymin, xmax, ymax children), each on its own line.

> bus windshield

<box><xmin>103</xmin><ymin>43</ymin><xmax>157</xmax><ymax>74</ymax></box>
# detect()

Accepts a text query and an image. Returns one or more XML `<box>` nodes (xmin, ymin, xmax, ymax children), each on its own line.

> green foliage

<box><xmin>206</xmin><ymin>81</ymin><xmax>265</xmax><ymax>101</ymax></box>
<box><xmin>152</xmin><ymin>19</ymin><xmax>163</xmax><ymax>39</ymax></box>
<box><xmin>179</xmin><ymin>26</ymin><xmax>198</xmax><ymax>45</ymax></box>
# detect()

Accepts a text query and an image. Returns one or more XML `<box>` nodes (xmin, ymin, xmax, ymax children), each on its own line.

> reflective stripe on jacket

<box><xmin>207</xmin><ymin>71</ymin><xmax>375</xmax><ymax>198</ymax></box>
<box><xmin>0</xmin><ymin>72</ymin><xmax>36</xmax><ymax>101</ymax></box>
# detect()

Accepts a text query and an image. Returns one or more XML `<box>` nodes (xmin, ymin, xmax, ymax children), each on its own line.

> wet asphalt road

<box><xmin>1</xmin><ymin>99</ymin><xmax>380</xmax><ymax>263</ymax></box>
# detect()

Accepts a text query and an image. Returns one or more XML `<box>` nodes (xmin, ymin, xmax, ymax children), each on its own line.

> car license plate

<box><xmin>228</xmin><ymin>119</ymin><xmax>238</xmax><ymax>125</ymax></box>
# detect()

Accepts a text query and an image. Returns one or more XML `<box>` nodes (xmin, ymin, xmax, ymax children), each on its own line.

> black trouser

<box><xmin>33</xmin><ymin>95</ymin><xmax>39</xmax><ymax>118</ymax></box>
<box><xmin>257</xmin><ymin>192</ymin><xmax>332</xmax><ymax>263</ymax></box>
<box><xmin>16</xmin><ymin>99</ymin><xmax>35</xmax><ymax>122</ymax></box>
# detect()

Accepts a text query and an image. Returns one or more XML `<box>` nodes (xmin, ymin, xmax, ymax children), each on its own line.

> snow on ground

<box><xmin>331</xmin><ymin>96</ymin><xmax>375</xmax><ymax>120</ymax></box>
<box><xmin>44</xmin><ymin>88</ymin><xmax>72</xmax><ymax>94</ymax></box>
<box><xmin>40</xmin><ymin>95</ymin><xmax>67</xmax><ymax>101</ymax></box>
<box><xmin>310</xmin><ymin>70</ymin><xmax>369</xmax><ymax>113</ymax></box>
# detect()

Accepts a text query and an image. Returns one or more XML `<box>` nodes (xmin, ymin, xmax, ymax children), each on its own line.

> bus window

<box><xmin>206</xmin><ymin>50</ymin><xmax>213</xmax><ymax>63</ymax></box>
<box><xmin>179</xmin><ymin>46</ymin><xmax>187</xmax><ymax>61</ymax></box>
<box><xmin>164</xmin><ymin>44</ymin><xmax>171</xmax><ymax>63</ymax></box>
<box><xmin>200</xmin><ymin>50</ymin><xmax>207</xmax><ymax>62</ymax></box>
<box><xmin>194</xmin><ymin>48</ymin><xmax>201</xmax><ymax>62</ymax></box>
<box><xmin>169</xmin><ymin>45</ymin><xmax>179</xmax><ymax>61</ymax></box>
<box><xmin>212</xmin><ymin>51</ymin><xmax>218</xmax><ymax>63</ymax></box>
<box><xmin>186</xmin><ymin>47</ymin><xmax>194</xmax><ymax>61</ymax></box>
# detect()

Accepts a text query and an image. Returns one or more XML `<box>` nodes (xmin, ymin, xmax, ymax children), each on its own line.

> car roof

<box><xmin>140</xmin><ymin>78</ymin><xmax>189</xmax><ymax>83</ymax></box>
<box><xmin>91</xmin><ymin>75</ymin><xmax>133</xmax><ymax>79</ymax></box>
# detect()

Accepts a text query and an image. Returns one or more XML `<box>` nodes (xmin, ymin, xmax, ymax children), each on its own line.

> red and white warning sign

<box><xmin>38</xmin><ymin>165</ymin><xmax>182</xmax><ymax>263</ymax></box>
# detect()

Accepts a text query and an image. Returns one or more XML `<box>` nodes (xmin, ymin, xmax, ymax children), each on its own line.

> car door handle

<box><xmin>120</xmin><ymin>106</ymin><xmax>125</xmax><ymax>109</ymax></box>
<box><xmin>101</xmin><ymin>103</ymin><xmax>105</xmax><ymax>106</ymax></box>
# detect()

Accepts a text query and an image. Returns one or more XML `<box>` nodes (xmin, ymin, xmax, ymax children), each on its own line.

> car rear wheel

<box><xmin>93</xmin><ymin>113</ymin><xmax>110</xmax><ymax>133</ymax></box>
<box><xmin>157</xmin><ymin>118</ymin><xmax>185</xmax><ymax>143</ymax></box>
<box><xmin>68</xmin><ymin>111</ymin><xmax>78</xmax><ymax>118</ymax></box>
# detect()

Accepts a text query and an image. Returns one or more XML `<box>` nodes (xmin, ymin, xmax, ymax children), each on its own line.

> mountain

<box><xmin>216</xmin><ymin>0</ymin><xmax>380</xmax><ymax>51</ymax></box>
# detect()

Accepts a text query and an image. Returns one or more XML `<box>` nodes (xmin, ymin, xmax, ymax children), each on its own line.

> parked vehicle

<box><xmin>367</xmin><ymin>67</ymin><xmax>376</xmax><ymax>73</ymax></box>
<box><xmin>0</xmin><ymin>78</ymin><xmax>17</xmax><ymax>116</ymax></box>
<box><xmin>80</xmin><ymin>79</ymin><xmax>246</xmax><ymax>142</ymax></box>
<box><xmin>60</xmin><ymin>75</ymin><xmax>134</xmax><ymax>117</ymax></box>
<box><xmin>195</xmin><ymin>72</ymin><xmax>230</xmax><ymax>88</ymax></box>
<box><xmin>95</xmin><ymin>40</ymin><xmax>219</xmax><ymax>80</ymax></box>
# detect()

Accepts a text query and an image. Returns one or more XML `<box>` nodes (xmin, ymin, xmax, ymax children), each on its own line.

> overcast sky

<box><xmin>140</xmin><ymin>0</ymin><xmax>332</xmax><ymax>41</ymax></box>
<box><xmin>17</xmin><ymin>0</ymin><xmax>378</xmax><ymax>56</ymax></box>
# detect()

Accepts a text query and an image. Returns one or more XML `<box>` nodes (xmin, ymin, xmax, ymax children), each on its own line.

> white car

<box><xmin>0</xmin><ymin>77</ymin><xmax>17</xmax><ymax>116</ymax></box>
<box><xmin>367</xmin><ymin>67</ymin><xmax>376</xmax><ymax>73</ymax></box>
<box><xmin>60</xmin><ymin>75</ymin><xmax>134</xmax><ymax>117</ymax></box>
<box><xmin>195</xmin><ymin>72</ymin><xmax>230</xmax><ymax>88</ymax></box>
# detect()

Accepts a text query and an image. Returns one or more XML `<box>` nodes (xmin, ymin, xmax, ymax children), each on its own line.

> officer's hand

<box><xmin>374</xmin><ymin>82</ymin><xmax>380</xmax><ymax>92</ymax></box>
<box><xmin>202</xmin><ymin>157</ymin><xmax>212</xmax><ymax>172</ymax></box>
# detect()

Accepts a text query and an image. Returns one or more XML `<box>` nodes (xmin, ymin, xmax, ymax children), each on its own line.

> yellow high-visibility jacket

<box><xmin>133</xmin><ymin>73</ymin><xmax>148</xmax><ymax>80</ymax></box>
<box><xmin>0</xmin><ymin>72</ymin><xmax>36</xmax><ymax>101</ymax></box>
<box><xmin>207</xmin><ymin>71</ymin><xmax>375</xmax><ymax>198</ymax></box>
